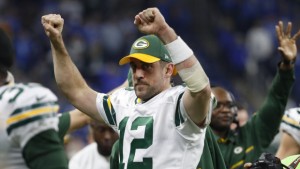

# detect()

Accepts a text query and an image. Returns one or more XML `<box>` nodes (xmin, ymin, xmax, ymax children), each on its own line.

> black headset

<box><xmin>228</xmin><ymin>90</ymin><xmax>239</xmax><ymax>124</ymax></box>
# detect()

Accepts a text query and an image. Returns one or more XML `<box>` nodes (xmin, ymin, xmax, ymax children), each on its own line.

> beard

<box><xmin>134</xmin><ymin>83</ymin><xmax>160</xmax><ymax>101</ymax></box>
<box><xmin>210</xmin><ymin>123</ymin><xmax>229</xmax><ymax>133</ymax></box>
<box><xmin>210</xmin><ymin>117</ymin><xmax>233</xmax><ymax>133</ymax></box>
<box><xmin>97</xmin><ymin>145</ymin><xmax>112</xmax><ymax>157</ymax></box>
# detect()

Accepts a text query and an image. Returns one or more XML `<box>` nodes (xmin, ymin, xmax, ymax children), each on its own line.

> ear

<box><xmin>165</xmin><ymin>63</ymin><xmax>174</xmax><ymax>77</ymax></box>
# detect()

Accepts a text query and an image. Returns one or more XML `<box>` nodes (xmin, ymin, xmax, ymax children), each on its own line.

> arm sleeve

<box><xmin>198</xmin><ymin>127</ymin><xmax>227</xmax><ymax>169</ymax></box>
<box><xmin>22</xmin><ymin>129</ymin><xmax>68</xmax><ymax>169</ymax></box>
<box><xmin>110</xmin><ymin>140</ymin><xmax>120</xmax><ymax>169</ymax></box>
<box><xmin>57</xmin><ymin>112</ymin><xmax>71</xmax><ymax>140</ymax></box>
<box><xmin>251</xmin><ymin>68</ymin><xmax>295</xmax><ymax>147</ymax></box>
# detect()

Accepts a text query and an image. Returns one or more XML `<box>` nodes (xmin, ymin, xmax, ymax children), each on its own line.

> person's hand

<box><xmin>41</xmin><ymin>14</ymin><xmax>64</xmax><ymax>42</ymax></box>
<box><xmin>134</xmin><ymin>8</ymin><xmax>169</xmax><ymax>36</ymax></box>
<box><xmin>276</xmin><ymin>21</ymin><xmax>300</xmax><ymax>62</ymax></box>
<box><xmin>243</xmin><ymin>162</ymin><xmax>252</xmax><ymax>169</ymax></box>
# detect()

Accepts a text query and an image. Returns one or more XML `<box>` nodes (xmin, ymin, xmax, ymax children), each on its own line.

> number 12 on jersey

<box><xmin>118</xmin><ymin>116</ymin><xmax>153</xmax><ymax>169</ymax></box>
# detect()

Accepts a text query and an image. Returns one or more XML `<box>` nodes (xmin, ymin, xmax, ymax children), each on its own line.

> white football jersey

<box><xmin>96</xmin><ymin>86</ymin><xmax>213</xmax><ymax>169</ymax></box>
<box><xmin>69</xmin><ymin>142</ymin><xmax>110</xmax><ymax>169</ymax></box>
<box><xmin>0</xmin><ymin>83</ymin><xmax>59</xmax><ymax>169</ymax></box>
<box><xmin>280</xmin><ymin>107</ymin><xmax>300</xmax><ymax>145</ymax></box>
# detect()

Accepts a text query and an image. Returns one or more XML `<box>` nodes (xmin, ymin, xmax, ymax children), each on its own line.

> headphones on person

<box><xmin>228</xmin><ymin>91</ymin><xmax>239</xmax><ymax>125</ymax></box>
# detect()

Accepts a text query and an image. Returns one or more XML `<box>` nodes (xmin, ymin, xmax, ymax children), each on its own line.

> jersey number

<box><xmin>0</xmin><ymin>87</ymin><xmax>24</xmax><ymax>103</ymax></box>
<box><xmin>119</xmin><ymin>116</ymin><xmax>153</xmax><ymax>169</ymax></box>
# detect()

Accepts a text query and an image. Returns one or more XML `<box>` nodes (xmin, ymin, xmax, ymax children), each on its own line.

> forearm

<box><xmin>157</xmin><ymin>26</ymin><xmax>208</xmax><ymax>86</ymax></box>
<box><xmin>156</xmin><ymin>26</ymin><xmax>196</xmax><ymax>70</ymax></box>
<box><xmin>68</xmin><ymin>109</ymin><xmax>92</xmax><ymax>133</ymax></box>
<box><xmin>50</xmin><ymin>38</ymin><xmax>89</xmax><ymax>101</ymax></box>
<box><xmin>157</xmin><ymin>26</ymin><xmax>211</xmax><ymax>125</ymax></box>
<box><xmin>257</xmin><ymin>68</ymin><xmax>295</xmax><ymax>128</ymax></box>
<box><xmin>156</xmin><ymin>26</ymin><xmax>177</xmax><ymax>44</ymax></box>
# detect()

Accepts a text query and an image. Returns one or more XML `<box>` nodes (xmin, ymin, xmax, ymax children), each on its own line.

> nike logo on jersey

<box><xmin>164</xmin><ymin>54</ymin><xmax>170</xmax><ymax>60</ymax></box>
<box><xmin>36</xmin><ymin>95</ymin><xmax>47</xmax><ymax>102</ymax></box>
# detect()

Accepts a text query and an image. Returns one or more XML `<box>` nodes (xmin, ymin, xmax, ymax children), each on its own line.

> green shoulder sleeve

<box><xmin>22</xmin><ymin>129</ymin><xmax>68</xmax><ymax>169</ymax></box>
<box><xmin>58</xmin><ymin>112</ymin><xmax>71</xmax><ymax>140</ymax></box>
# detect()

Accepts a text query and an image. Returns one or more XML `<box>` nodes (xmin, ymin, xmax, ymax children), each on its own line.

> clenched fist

<box><xmin>41</xmin><ymin>14</ymin><xmax>64</xmax><ymax>42</ymax></box>
<box><xmin>134</xmin><ymin>8</ymin><xmax>168</xmax><ymax>36</ymax></box>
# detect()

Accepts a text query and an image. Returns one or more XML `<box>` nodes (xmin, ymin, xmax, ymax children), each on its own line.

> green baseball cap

<box><xmin>119</xmin><ymin>35</ymin><xmax>173</xmax><ymax>65</ymax></box>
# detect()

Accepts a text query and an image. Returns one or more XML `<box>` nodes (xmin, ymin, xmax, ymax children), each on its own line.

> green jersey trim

<box><xmin>175</xmin><ymin>92</ymin><xmax>184</xmax><ymax>127</ymax></box>
<box><xmin>103</xmin><ymin>95</ymin><xmax>116</xmax><ymax>125</ymax></box>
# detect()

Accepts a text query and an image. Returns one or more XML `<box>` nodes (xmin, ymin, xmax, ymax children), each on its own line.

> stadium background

<box><xmin>1</xmin><ymin>0</ymin><xmax>299</xmax><ymax>155</ymax></box>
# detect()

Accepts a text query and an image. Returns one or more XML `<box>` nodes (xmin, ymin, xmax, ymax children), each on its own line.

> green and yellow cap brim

<box><xmin>119</xmin><ymin>53</ymin><xmax>160</xmax><ymax>65</ymax></box>
<box><xmin>119</xmin><ymin>53</ymin><xmax>177</xmax><ymax>75</ymax></box>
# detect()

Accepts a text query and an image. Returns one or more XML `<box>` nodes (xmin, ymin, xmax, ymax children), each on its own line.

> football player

<box><xmin>42</xmin><ymin>7</ymin><xmax>214</xmax><ymax>168</ymax></box>
<box><xmin>0</xmin><ymin>28</ymin><xmax>91</xmax><ymax>169</ymax></box>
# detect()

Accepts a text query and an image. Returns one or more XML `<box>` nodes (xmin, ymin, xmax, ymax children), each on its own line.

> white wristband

<box><xmin>165</xmin><ymin>36</ymin><xmax>193</xmax><ymax>64</ymax></box>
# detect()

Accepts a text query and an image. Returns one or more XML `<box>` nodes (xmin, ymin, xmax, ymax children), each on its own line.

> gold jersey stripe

<box><xmin>230</xmin><ymin>160</ymin><xmax>244</xmax><ymax>169</ymax></box>
<box><xmin>245</xmin><ymin>145</ymin><xmax>254</xmax><ymax>153</ymax></box>
<box><xmin>282</xmin><ymin>114</ymin><xmax>300</xmax><ymax>127</ymax></box>
<box><xmin>7</xmin><ymin>106</ymin><xmax>59</xmax><ymax>125</ymax></box>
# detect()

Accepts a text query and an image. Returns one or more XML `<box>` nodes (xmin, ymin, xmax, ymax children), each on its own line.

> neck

<box><xmin>141</xmin><ymin>84</ymin><xmax>172</xmax><ymax>103</ymax></box>
<box><xmin>211</xmin><ymin>127</ymin><xmax>229</xmax><ymax>138</ymax></box>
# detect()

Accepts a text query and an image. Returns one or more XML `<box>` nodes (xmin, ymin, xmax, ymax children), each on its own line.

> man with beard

<box><xmin>69</xmin><ymin>120</ymin><xmax>119</xmax><ymax>169</ymax></box>
<box><xmin>42</xmin><ymin>7</ymin><xmax>214</xmax><ymax>169</ymax></box>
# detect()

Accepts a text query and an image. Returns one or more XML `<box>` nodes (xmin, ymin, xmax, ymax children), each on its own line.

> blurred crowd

<box><xmin>1</xmin><ymin>0</ymin><xmax>300</xmax><ymax>156</ymax></box>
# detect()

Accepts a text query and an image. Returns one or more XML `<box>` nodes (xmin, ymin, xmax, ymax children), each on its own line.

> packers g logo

<box><xmin>234</xmin><ymin>146</ymin><xmax>243</xmax><ymax>154</ymax></box>
<box><xmin>133</xmin><ymin>39</ymin><xmax>149</xmax><ymax>49</ymax></box>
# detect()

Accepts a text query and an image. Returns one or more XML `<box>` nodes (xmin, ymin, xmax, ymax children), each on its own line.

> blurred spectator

<box><xmin>69</xmin><ymin>120</ymin><xmax>119</xmax><ymax>169</ymax></box>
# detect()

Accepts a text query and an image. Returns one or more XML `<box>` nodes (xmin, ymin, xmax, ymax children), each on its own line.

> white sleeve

<box><xmin>175</xmin><ymin>92</ymin><xmax>214</xmax><ymax>141</ymax></box>
<box><xmin>96</xmin><ymin>93</ymin><xmax>118</xmax><ymax>132</ymax></box>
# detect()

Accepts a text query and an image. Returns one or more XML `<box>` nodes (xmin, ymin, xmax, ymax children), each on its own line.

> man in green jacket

<box><xmin>209</xmin><ymin>21</ymin><xmax>300</xmax><ymax>169</ymax></box>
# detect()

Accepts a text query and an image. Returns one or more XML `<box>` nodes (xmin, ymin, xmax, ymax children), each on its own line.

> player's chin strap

<box><xmin>5</xmin><ymin>71</ymin><xmax>15</xmax><ymax>86</ymax></box>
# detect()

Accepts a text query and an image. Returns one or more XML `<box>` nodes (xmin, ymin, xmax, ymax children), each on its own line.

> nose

<box><xmin>103</xmin><ymin>131</ymin><xmax>112</xmax><ymax>140</ymax></box>
<box><xmin>134</xmin><ymin>67</ymin><xmax>145</xmax><ymax>79</ymax></box>
<box><xmin>221</xmin><ymin>105</ymin><xmax>231</xmax><ymax>111</ymax></box>
<box><xmin>217</xmin><ymin>107</ymin><xmax>231</xmax><ymax>115</ymax></box>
